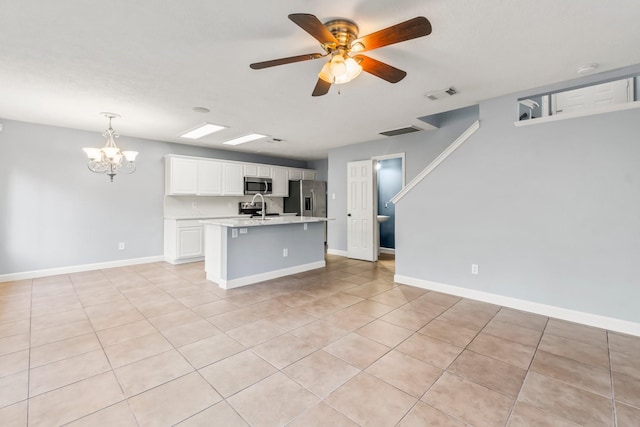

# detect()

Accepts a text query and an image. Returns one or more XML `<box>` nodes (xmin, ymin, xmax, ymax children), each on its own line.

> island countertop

<box><xmin>201</xmin><ymin>216</ymin><xmax>332</xmax><ymax>228</ymax></box>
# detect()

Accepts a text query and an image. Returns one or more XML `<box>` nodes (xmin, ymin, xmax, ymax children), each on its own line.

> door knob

<box><xmin>347</xmin><ymin>213</ymin><xmax>351</xmax><ymax>217</ymax></box>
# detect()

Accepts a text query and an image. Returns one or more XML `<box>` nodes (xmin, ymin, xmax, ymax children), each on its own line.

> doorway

<box><xmin>376</xmin><ymin>157</ymin><xmax>404</xmax><ymax>254</ymax></box>
<box><xmin>346</xmin><ymin>153</ymin><xmax>405</xmax><ymax>263</ymax></box>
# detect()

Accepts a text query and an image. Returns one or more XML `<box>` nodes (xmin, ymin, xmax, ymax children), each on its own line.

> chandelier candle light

<box><xmin>83</xmin><ymin>113</ymin><xmax>138</xmax><ymax>182</ymax></box>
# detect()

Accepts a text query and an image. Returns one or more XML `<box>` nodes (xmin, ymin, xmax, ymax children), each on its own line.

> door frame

<box><xmin>373</xmin><ymin>153</ymin><xmax>406</xmax><ymax>187</ymax></box>
<box><xmin>346</xmin><ymin>153</ymin><xmax>406</xmax><ymax>262</ymax></box>
<box><xmin>372</xmin><ymin>153</ymin><xmax>406</xmax><ymax>256</ymax></box>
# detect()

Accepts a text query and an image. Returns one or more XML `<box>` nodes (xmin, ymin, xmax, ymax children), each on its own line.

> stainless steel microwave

<box><xmin>244</xmin><ymin>177</ymin><xmax>272</xmax><ymax>195</ymax></box>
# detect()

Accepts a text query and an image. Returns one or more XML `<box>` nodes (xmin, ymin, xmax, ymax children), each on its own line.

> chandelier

<box><xmin>83</xmin><ymin>113</ymin><xmax>138</xmax><ymax>182</ymax></box>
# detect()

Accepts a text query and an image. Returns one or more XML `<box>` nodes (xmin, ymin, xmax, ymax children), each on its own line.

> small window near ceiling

<box><xmin>516</xmin><ymin>76</ymin><xmax>638</xmax><ymax>124</ymax></box>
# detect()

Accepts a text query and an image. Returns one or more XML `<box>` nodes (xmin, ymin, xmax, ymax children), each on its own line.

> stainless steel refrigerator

<box><xmin>284</xmin><ymin>180</ymin><xmax>327</xmax><ymax>217</ymax></box>
<box><xmin>284</xmin><ymin>180</ymin><xmax>327</xmax><ymax>244</ymax></box>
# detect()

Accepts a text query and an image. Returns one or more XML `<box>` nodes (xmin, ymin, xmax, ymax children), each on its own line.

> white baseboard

<box><xmin>209</xmin><ymin>260</ymin><xmax>326</xmax><ymax>290</ymax></box>
<box><xmin>394</xmin><ymin>274</ymin><xmax>640</xmax><ymax>337</ymax></box>
<box><xmin>327</xmin><ymin>248</ymin><xmax>348</xmax><ymax>257</ymax></box>
<box><xmin>164</xmin><ymin>256</ymin><xmax>204</xmax><ymax>265</ymax></box>
<box><xmin>0</xmin><ymin>256</ymin><xmax>165</xmax><ymax>283</ymax></box>
<box><xmin>379</xmin><ymin>248</ymin><xmax>396</xmax><ymax>255</ymax></box>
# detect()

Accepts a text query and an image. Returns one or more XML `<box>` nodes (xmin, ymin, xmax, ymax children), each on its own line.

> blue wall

<box><xmin>377</xmin><ymin>158</ymin><xmax>402</xmax><ymax>249</ymax></box>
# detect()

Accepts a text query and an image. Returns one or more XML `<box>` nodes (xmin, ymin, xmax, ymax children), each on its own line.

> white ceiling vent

<box><xmin>379</xmin><ymin>125</ymin><xmax>422</xmax><ymax>137</ymax></box>
<box><xmin>425</xmin><ymin>87</ymin><xmax>458</xmax><ymax>101</ymax></box>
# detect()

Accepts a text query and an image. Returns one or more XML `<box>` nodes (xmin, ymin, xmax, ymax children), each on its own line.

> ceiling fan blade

<box><xmin>354</xmin><ymin>16</ymin><xmax>432</xmax><ymax>51</ymax></box>
<box><xmin>250</xmin><ymin>53</ymin><xmax>324</xmax><ymax>70</ymax></box>
<box><xmin>289</xmin><ymin>13</ymin><xmax>339</xmax><ymax>46</ymax></box>
<box><xmin>312</xmin><ymin>78</ymin><xmax>331</xmax><ymax>97</ymax></box>
<box><xmin>355</xmin><ymin>55</ymin><xmax>407</xmax><ymax>83</ymax></box>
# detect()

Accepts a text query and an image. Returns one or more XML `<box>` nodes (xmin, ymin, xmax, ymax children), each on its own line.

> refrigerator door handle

<box><xmin>311</xmin><ymin>192</ymin><xmax>315</xmax><ymax>216</ymax></box>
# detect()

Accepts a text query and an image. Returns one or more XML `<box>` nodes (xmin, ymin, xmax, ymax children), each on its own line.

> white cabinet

<box><xmin>164</xmin><ymin>219</ymin><xmax>203</xmax><ymax>264</ymax></box>
<box><xmin>166</xmin><ymin>157</ymin><xmax>197</xmax><ymax>195</ymax></box>
<box><xmin>197</xmin><ymin>160</ymin><xmax>222</xmax><ymax>195</ymax></box>
<box><xmin>288</xmin><ymin>168</ymin><xmax>316</xmax><ymax>181</ymax></box>
<box><xmin>302</xmin><ymin>170</ymin><xmax>316</xmax><ymax>180</ymax></box>
<box><xmin>288</xmin><ymin>168</ymin><xmax>302</xmax><ymax>181</ymax></box>
<box><xmin>166</xmin><ymin>155</ymin><xmax>316</xmax><ymax>196</ymax></box>
<box><xmin>244</xmin><ymin>164</ymin><xmax>271</xmax><ymax>178</ymax></box>
<box><xmin>222</xmin><ymin>163</ymin><xmax>244</xmax><ymax>195</ymax></box>
<box><xmin>270</xmin><ymin>167</ymin><xmax>289</xmax><ymax>197</ymax></box>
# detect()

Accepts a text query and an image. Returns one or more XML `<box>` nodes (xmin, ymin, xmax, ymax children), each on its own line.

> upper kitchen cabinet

<box><xmin>288</xmin><ymin>168</ymin><xmax>302</xmax><ymax>181</ymax></box>
<box><xmin>288</xmin><ymin>168</ymin><xmax>316</xmax><ymax>181</ymax></box>
<box><xmin>244</xmin><ymin>164</ymin><xmax>271</xmax><ymax>178</ymax></box>
<box><xmin>166</xmin><ymin>156</ymin><xmax>198</xmax><ymax>195</ymax></box>
<box><xmin>270</xmin><ymin>166</ymin><xmax>289</xmax><ymax>197</ymax></box>
<box><xmin>302</xmin><ymin>169</ymin><xmax>316</xmax><ymax>180</ymax></box>
<box><xmin>197</xmin><ymin>160</ymin><xmax>223</xmax><ymax>196</ymax></box>
<box><xmin>166</xmin><ymin>154</ymin><xmax>315</xmax><ymax>196</ymax></box>
<box><xmin>222</xmin><ymin>162</ymin><xmax>244</xmax><ymax>195</ymax></box>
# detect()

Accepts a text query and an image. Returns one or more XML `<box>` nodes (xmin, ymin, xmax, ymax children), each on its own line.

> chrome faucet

<box><xmin>250</xmin><ymin>193</ymin><xmax>266</xmax><ymax>221</ymax></box>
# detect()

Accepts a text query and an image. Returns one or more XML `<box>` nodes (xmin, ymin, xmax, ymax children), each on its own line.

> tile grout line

<box><xmin>607</xmin><ymin>331</ymin><xmax>618</xmax><ymax>427</ymax></box>
<box><xmin>502</xmin><ymin>314</ymin><xmax>550</xmax><ymax>426</ymax></box>
<box><xmin>26</xmin><ymin>277</ymin><xmax>34</xmax><ymax>427</ymax></box>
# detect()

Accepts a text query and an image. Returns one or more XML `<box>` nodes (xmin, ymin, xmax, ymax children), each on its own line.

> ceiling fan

<box><xmin>250</xmin><ymin>13</ymin><xmax>432</xmax><ymax>96</ymax></box>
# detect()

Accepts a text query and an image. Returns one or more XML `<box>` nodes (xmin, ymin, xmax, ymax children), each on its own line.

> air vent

<box><xmin>379</xmin><ymin>125</ymin><xmax>422</xmax><ymax>137</ymax></box>
<box><xmin>425</xmin><ymin>87</ymin><xmax>458</xmax><ymax>101</ymax></box>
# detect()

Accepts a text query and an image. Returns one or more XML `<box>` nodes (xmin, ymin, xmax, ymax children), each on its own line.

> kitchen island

<box><xmin>201</xmin><ymin>216</ymin><xmax>329</xmax><ymax>289</ymax></box>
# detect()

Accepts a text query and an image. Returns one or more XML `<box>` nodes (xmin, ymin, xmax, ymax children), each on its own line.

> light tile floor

<box><xmin>0</xmin><ymin>254</ymin><xmax>639</xmax><ymax>426</ymax></box>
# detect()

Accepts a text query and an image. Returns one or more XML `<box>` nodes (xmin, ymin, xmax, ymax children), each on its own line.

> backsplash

<box><xmin>164</xmin><ymin>196</ymin><xmax>284</xmax><ymax>219</ymax></box>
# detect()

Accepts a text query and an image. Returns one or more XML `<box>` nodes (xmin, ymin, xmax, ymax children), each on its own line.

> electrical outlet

<box><xmin>471</xmin><ymin>264</ymin><xmax>479</xmax><ymax>275</ymax></box>
<box><xmin>239</xmin><ymin>228</ymin><xmax>248</xmax><ymax>234</ymax></box>
<box><xmin>303</xmin><ymin>223</ymin><xmax>308</xmax><ymax>230</ymax></box>
<box><xmin>332</xmin><ymin>193</ymin><xmax>336</xmax><ymax>200</ymax></box>
<box><xmin>118</xmin><ymin>242</ymin><xmax>125</xmax><ymax>250</ymax></box>
<box><xmin>231</xmin><ymin>229</ymin><xmax>238</xmax><ymax>238</ymax></box>
<box><xmin>283</xmin><ymin>248</ymin><xmax>288</xmax><ymax>257</ymax></box>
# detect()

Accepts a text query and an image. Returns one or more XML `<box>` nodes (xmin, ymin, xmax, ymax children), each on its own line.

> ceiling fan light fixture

<box><xmin>329</xmin><ymin>54</ymin><xmax>347</xmax><ymax>76</ymax></box>
<box><xmin>335</xmin><ymin>57</ymin><xmax>362</xmax><ymax>84</ymax></box>
<box><xmin>318</xmin><ymin>62</ymin><xmax>334</xmax><ymax>83</ymax></box>
<box><xmin>351</xmin><ymin>41</ymin><xmax>365</xmax><ymax>52</ymax></box>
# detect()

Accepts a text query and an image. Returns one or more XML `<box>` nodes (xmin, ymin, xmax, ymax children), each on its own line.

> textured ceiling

<box><xmin>1</xmin><ymin>0</ymin><xmax>640</xmax><ymax>159</ymax></box>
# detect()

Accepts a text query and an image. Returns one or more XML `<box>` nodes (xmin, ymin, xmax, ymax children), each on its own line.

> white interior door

<box><xmin>347</xmin><ymin>160</ymin><xmax>377</xmax><ymax>262</ymax></box>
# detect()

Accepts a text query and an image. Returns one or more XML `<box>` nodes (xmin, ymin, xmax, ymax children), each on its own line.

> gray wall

<box><xmin>396</xmin><ymin>72</ymin><xmax>640</xmax><ymax>323</ymax></box>
<box><xmin>327</xmin><ymin>106</ymin><xmax>479</xmax><ymax>252</ymax></box>
<box><xmin>0</xmin><ymin>119</ymin><xmax>306</xmax><ymax>275</ymax></box>
<box><xmin>226</xmin><ymin>222</ymin><xmax>324</xmax><ymax>280</ymax></box>
<box><xmin>307</xmin><ymin>158</ymin><xmax>328</xmax><ymax>182</ymax></box>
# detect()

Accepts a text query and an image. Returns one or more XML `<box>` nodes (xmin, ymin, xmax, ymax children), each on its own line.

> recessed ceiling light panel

<box><xmin>180</xmin><ymin>123</ymin><xmax>226</xmax><ymax>139</ymax></box>
<box><xmin>222</xmin><ymin>133</ymin><xmax>267</xmax><ymax>146</ymax></box>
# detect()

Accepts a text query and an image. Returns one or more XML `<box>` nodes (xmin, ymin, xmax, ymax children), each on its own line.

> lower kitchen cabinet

<box><xmin>164</xmin><ymin>219</ymin><xmax>204</xmax><ymax>264</ymax></box>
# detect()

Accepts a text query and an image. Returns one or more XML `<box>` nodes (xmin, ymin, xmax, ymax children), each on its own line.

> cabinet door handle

<box><xmin>347</xmin><ymin>213</ymin><xmax>351</xmax><ymax>217</ymax></box>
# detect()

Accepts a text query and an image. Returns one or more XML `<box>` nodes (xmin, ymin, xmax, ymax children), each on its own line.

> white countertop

<box><xmin>164</xmin><ymin>215</ymin><xmax>252</xmax><ymax>220</ymax></box>
<box><xmin>201</xmin><ymin>216</ymin><xmax>332</xmax><ymax>228</ymax></box>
